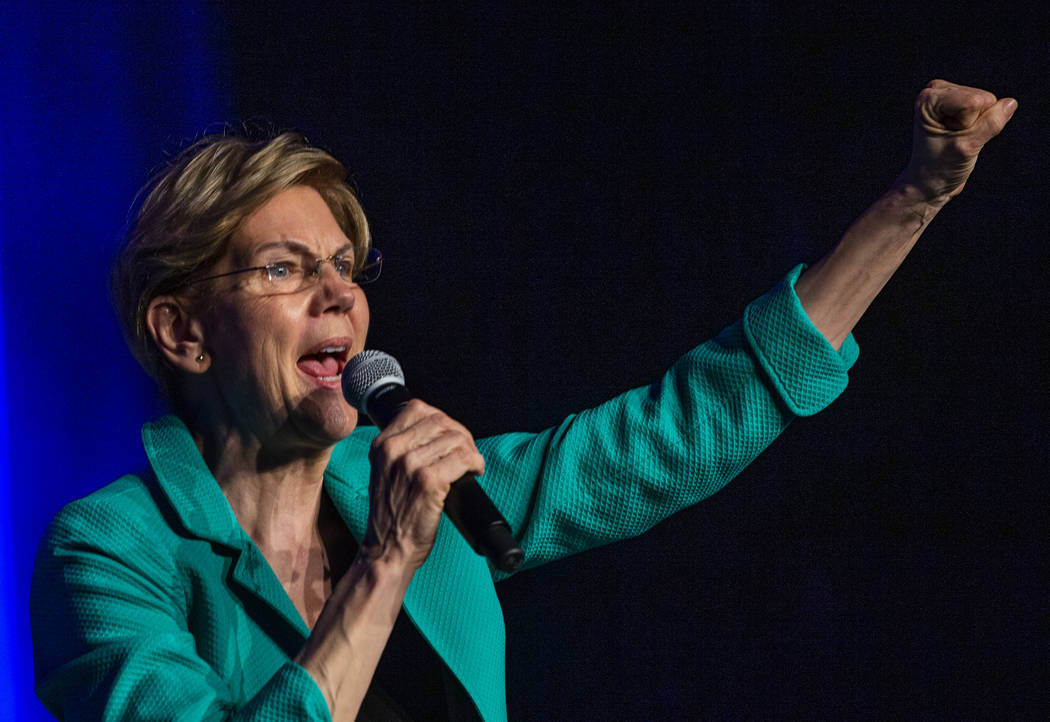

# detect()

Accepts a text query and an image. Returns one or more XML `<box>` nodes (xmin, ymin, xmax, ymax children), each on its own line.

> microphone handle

<box><xmin>365</xmin><ymin>383</ymin><xmax>524</xmax><ymax>573</ymax></box>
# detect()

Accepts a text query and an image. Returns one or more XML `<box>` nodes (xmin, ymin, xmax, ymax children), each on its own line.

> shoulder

<box><xmin>44</xmin><ymin>473</ymin><xmax>164</xmax><ymax>541</ymax></box>
<box><xmin>31</xmin><ymin>472</ymin><xmax>193</xmax><ymax>657</ymax></box>
<box><xmin>36</xmin><ymin>472</ymin><xmax>183</xmax><ymax>578</ymax></box>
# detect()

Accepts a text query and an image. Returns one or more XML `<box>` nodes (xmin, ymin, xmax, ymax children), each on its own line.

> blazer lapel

<box><xmin>143</xmin><ymin>416</ymin><xmax>311</xmax><ymax>650</ymax></box>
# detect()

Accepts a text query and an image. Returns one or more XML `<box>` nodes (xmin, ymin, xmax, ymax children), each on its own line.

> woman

<box><xmin>31</xmin><ymin>80</ymin><xmax>1014</xmax><ymax>720</ymax></box>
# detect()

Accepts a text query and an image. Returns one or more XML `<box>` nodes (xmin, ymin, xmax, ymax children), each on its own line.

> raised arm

<box><xmin>475</xmin><ymin>81</ymin><xmax>1017</xmax><ymax>574</ymax></box>
<box><xmin>795</xmin><ymin>79</ymin><xmax>1018</xmax><ymax>350</ymax></box>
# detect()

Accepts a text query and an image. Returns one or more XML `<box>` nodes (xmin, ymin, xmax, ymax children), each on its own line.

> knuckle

<box><xmin>384</xmin><ymin>457</ymin><xmax>411</xmax><ymax>484</ymax></box>
<box><xmin>370</xmin><ymin>434</ymin><xmax>398</xmax><ymax>461</ymax></box>
<box><xmin>451</xmin><ymin>434</ymin><xmax>479</xmax><ymax>462</ymax></box>
<box><xmin>456</xmin><ymin>443</ymin><xmax>485</xmax><ymax>468</ymax></box>
<box><xmin>400</xmin><ymin>447</ymin><xmax>426</xmax><ymax>474</ymax></box>
<box><xmin>430</xmin><ymin>411</ymin><xmax>459</xmax><ymax>430</ymax></box>
<box><xmin>447</xmin><ymin>422</ymin><xmax>475</xmax><ymax>444</ymax></box>
<box><xmin>415</xmin><ymin>465</ymin><xmax>444</xmax><ymax>491</ymax></box>
<box><xmin>444</xmin><ymin>425</ymin><xmax>471</xmax><ymax>444</ymax></box>
<box><xmin>915</xmin><ymin>88</ymin><xmax>936</xmax><ymax>107</ymax></box>
<box><xmin>404</xmin><ymin>398</ymin><xmax>431</xmax><ymax>416</ymax></box>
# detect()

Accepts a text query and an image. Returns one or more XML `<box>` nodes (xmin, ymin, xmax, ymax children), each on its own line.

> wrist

<box><xmin>892</xmin><ymin>169</ymin><xmax>957</xmax><ymax>208</ymax></box>
<box><xmin>295</xmin><ymin>551</ymin><xmax>414</xmax><ymax>719</ymax></box>
<box><xmin>352</xmin><ymin>543</ymin><xmax>418</xmax><ymax>590</ymax></box>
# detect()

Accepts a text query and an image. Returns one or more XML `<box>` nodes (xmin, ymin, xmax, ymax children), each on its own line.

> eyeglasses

<box><xmin>191</xmin><ymin>247</ymin><xmax>382</xmax><ymax>293</ymax></box>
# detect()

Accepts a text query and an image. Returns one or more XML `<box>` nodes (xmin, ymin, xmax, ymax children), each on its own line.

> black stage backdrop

<box><xmin>20</xmin><ymin>2</ymin><xmax>1050</xmax><ymax>719</ymax></box>
<box><xmin>218</xmin><ymin>3</ymin><xmax>1050</xmax><ymax>718</ymax></box>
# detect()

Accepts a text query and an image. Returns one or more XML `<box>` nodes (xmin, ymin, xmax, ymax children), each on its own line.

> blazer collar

<box><xmin>142</xmin><ymin>415</ymin><xmax>245</xmax><ymax>548</ymax></box>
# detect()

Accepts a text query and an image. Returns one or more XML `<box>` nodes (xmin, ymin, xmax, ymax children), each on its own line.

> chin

<box><xmin>289</xmin><ymin>393</ymin><xmax>360</xmax><ymax>449</ymax></box>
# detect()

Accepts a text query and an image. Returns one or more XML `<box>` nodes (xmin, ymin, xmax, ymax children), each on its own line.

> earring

<box><xmin>196</xmin><ymin>352</ymin><xmax>206</xmax><ymax>363</ymax></box>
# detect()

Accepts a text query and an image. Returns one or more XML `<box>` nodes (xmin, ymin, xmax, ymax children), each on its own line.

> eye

<box><xmin>332</xmin><ymin>256</ymin><xmax>354</xmax><ymax>279</ymax></box>
<box><xmin>266</xmin><ymin>260</ymin><xmax>301</xmax><ymax>281</ymax></box>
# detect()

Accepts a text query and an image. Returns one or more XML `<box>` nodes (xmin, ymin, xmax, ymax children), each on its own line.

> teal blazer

<box><xmin>31</xmin><ymin>266</ymin><xmax>858</xmax><ymax>721</ymax></box>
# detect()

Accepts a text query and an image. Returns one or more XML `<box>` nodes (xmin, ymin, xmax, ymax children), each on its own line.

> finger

<box><xmin>380</xmin><ymin>402</ymin><xmax>476</xmax><ymax>444</ymax></box>
<box><xmin>957</xmin><ymin>97</ymin><xmax>1018</xmax><ymax>154</ymax></box>
<box><xmin>420</xmin><ymin>429</ymin><xmax>485</xmax><ymax>477</ymax></box>
<box><xmin>377</xmin><ymin>398</ymin><xmax>441</xmax><ymax>436</ymax></box>
<box><xmin>924</xmin><ymin>78</ymin><xmax>998</xmax><ymax>107</ymax></box>
<box><xmin>371</xmin><ymin>401</ymin><xmax>456</xmax><ymax>457</ymax></box>
<box><xmin>918</xmin><ymin>80</ymin><xmax>999</xmax><ymax>130</ymax></box>
<box><xmin>399</xmin><ymin>427</ymin><xmax>485</xmax><ymax>479</ymax></box>
<box><xmin>932</xmin><ymin>90</ymin><xmax>998</xmax><ymax>131</ymax></box>
<box><xmin>981</xmin><ymin>96</ymin><xmax>1018</xmax><ymax>136</ymax></box>
<box><xmin>382</xmin><ymin>409</ymin><xmax>475</xmax><ymax>456</ymax></box>
<box><xmin>413</xmin><ymin>444</ymin><xmax>488</xmax><ymax>495</ymax></box>
<box><xmin>371</xmin><ymin>404</ymin><xmax>482</xmax><ymax>474</ymax></box>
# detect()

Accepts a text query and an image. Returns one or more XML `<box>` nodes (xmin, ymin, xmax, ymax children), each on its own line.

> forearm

<box><xmin>294</xmin><ymin>554</ymin><xmax>414</xmax><ymax>722</ymax></box>
<box><xmin>794</xmin><ymin>179</ymin><xmax>949</xmax><ymax>350</ymax></box>
<box><xmin>795</xmin><ymin>80</ymin><xmax>1016</xmax><ymax>351</ymax></box>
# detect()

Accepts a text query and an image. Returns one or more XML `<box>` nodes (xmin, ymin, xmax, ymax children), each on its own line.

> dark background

<box><xmin>3</xmin><ymin>2</ymin><xmax>1047</xmax><ymax>719</ymax></box>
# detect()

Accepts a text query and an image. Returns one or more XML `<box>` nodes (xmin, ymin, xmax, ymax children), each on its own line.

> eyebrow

<box><xmin>249</xmin><ymin>239</ymin><xmax>356</xmax><ymax>262</ymax></box>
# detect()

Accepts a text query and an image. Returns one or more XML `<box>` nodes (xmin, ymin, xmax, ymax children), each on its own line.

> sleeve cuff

<box><xmin>743</xmin><ymin>264</ymin><xmax>859</xmax><ymax>417</ymax></box>
<box><xmin>238</xmin><ymin>662</ymin><xmax>332</xmax><ymax>721</ymax></box>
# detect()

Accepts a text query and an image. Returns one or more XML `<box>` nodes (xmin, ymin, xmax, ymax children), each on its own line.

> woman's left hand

<box><xmin>900</xmin><ymin>79</ymin><xmax>1017</xmax><ymax>201</ymax></box>
<box><xmin>795</xmin><ymin>78</ymin><xmax>1017</xmax><ymax>350</ymax></box>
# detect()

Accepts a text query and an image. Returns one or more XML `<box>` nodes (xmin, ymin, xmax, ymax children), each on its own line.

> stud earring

<box><xmin>196</xmin><ymin>352</ymin><xmax>206</xmax><ymax>363</ymax></box>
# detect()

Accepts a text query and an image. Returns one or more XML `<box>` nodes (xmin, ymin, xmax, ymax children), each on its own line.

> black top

<box><xmin>359</xmin><ymin>609</ymin><xmax>479</xmax><ymax>721</ymax></box>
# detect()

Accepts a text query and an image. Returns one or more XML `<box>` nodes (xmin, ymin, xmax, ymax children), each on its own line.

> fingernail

<box><xmin>1004</xmin><ymin>98</ymin><xmax>1018</xmax><ymax>117</ymax></box>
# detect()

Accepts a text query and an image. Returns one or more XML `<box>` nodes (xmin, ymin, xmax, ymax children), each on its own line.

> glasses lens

<box><xmin>354</xmin><ymin>248</ymin><xmax>382</xmax><ymax>284</ymax></box>
<box><xmin>332</xmin><ymin>257</ymin><xmax>354</xmax><ymax>280</ymax></box>
<box><xmin>265</xmin><ymin>261</ymin><xmax>313</xmax><ymax>293</ymax></box>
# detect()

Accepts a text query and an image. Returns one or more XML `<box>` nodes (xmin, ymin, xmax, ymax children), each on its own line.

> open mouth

<box><xmin>297</xmin><ymin>341</ymin><xmax>352</xmax><ymax>384</ymax></box>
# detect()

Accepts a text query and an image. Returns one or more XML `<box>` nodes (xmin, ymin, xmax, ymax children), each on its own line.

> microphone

<box><xmin>342</xmin><ymin>350</ymin><xmax>524</xmax><ymax>573</ymax></box>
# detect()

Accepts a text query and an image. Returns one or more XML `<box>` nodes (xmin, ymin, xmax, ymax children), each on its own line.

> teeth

<box><xmin>320</xmin><ymin>346</ymin><xmax>346</xmax><ymax>354</ymax></box>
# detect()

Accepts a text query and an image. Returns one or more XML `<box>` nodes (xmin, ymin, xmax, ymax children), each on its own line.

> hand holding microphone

<box><xmin>343</xmin><ymin>351</ymin><xmax>524</xmax><ymax>573</ymax></box>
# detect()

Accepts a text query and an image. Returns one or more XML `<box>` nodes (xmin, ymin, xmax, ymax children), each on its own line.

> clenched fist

<box><xmin>901</xmin><ymin>79</ymin><xmax>1017</xmax><ymax>201</ymax></box>
<box><xmin>363</xmin><ymin>399</ymin><xmax>486</xmax><ymax>570</ymax></box>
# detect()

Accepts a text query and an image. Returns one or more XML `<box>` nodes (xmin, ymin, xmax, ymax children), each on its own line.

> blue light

<box><xmin>0</xmin><ymin>216</ymin><xmax>18</xmax><ymax>721</ymax></box>
<box><xmin>1</xmin><ymin>4</ymin><xmax>224</xmax><ymax>718</ymax></box>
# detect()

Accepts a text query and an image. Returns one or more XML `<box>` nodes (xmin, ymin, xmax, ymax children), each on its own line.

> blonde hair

<box><xmin>111</xmin><ymin>131</ymin><xmax>370</xmax><ymax>395</ymax></box>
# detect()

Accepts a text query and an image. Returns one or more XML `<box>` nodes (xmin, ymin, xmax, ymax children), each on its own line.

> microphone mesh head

<box><xmin>342</xmin><ymin>350</ymin><xmax>405</xmax><ymax>410</ymax></box>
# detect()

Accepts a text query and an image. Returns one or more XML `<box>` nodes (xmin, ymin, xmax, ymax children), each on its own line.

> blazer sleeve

<box><xmin>30</xmin><ymin>495</ymin><xmax>332</xmax><ymax>722</ymax></box>
<box><xmin>477</xmin><ymin>265</ymin><xmax>860</xmax><ymax>576</ymax></box>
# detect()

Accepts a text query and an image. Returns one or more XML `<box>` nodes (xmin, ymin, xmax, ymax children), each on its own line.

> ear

<box><xmin>145</xmin><ymin>295</ymin><xmax>210</xmax><ymax>374</ymax></box>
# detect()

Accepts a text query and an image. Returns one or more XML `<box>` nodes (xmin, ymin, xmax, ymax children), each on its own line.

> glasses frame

<box><xmin>189</xmin><ymin>247</ymin><xmax>383</xmax><ymax>290</ymax></box>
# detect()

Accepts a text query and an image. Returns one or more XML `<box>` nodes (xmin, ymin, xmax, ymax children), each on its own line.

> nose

<box><xmin>312</xmin><ymin>261</ymin><xmax>357</xmax><ymax>314</ymax></box>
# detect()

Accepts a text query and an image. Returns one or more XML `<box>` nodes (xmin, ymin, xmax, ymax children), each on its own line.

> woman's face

<box><xmin>199</xmin><ymin>184</ymin><xmax>370</xmax><ymax>453</ymax></box>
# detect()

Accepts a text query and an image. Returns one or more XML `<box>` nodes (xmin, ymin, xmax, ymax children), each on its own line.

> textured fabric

<box><xmin>31</xmin><ymin>265</ymin><xmax>857</xmax><ymax>721</ymax></box>
<box><xmin>745</xmin><ymin>265</ymin><xmax>860</xmax><ymax>416</ymax></box>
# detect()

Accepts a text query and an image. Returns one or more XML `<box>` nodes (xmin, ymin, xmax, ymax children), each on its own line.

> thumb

<box><xmin>976</xmin><ymin>97</ymin><xmax>1018</xmax><ymax>141</ymax></box>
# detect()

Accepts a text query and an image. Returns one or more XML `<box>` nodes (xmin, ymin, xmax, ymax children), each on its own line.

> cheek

<box><xmin>352</xmin><ymin>291</ymin><xmax>371</xmax><ymax>351</ymax></box>
<box><xmin>207</xmin><ymin>298</ymin><xmax>298</xmax><ymax>370</ymax></box>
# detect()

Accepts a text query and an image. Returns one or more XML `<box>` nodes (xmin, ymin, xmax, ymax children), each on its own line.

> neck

<box><xmin>189</xmin><ymin>412</ymin><xmax>335</xmax><ymax>547</ymax></box>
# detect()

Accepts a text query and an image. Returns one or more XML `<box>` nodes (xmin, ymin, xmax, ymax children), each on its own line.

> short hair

<box><xmin>110</xmin><ymin>131</ymin><xmax>371</xmax><ymax>397</ymax></box>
